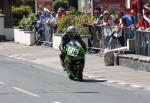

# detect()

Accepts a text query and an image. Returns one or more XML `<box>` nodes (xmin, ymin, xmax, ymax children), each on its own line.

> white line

<box><xmin>130</xmin><ymin>84</ymin><xmax>142</xmax><ymax>88</ymax></box>
<box><xmin>13</xmin><ymin>87</ymin><xmax>40</xmax><ymax>98</ymax></box>
<box><xmin>54</xmin><ymin>101</ymin><xmax>61</xmax><ymax>103</ymax></box>
<box><xmin>7</xmin><ymin>55</ymin><xmax>28</xmax><ymax>61</ymax></box>
<box><xmin>106</xmin><ymin>80</ymin><xmax>116</xmax><ymax>83</ymax></box>
<box><xmin>0</xmin><ymin>82</ymin><xmax>5</xmax><ymax>85</ymax></box>
<box><xmin>87</xmin><ymin>75</ymin><xmax>99</xmax><ymax>78</ymax></box>
<box><xmin>96</xmin><ymin>78</ymin><xmax>107</xmax><ymax>81</ymax></box>
<box><xmin>118</xmin><ymin>82</ymin><xmax>128</xmax><ymax>85</ymax></box>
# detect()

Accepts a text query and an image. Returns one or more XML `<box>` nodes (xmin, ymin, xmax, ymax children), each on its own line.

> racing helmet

<box><xmin>67</xmin><ymin>26</ymin><xmax>77</xmax><ymax>37</ymax></box>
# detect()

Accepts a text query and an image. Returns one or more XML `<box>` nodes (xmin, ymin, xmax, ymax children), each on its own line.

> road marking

<box><xmin>130</xmin><ymin>84</ymin><xmax>142</xmax><ymax>88</ymax></box>
<box><xmin>96</xmin><ymin>78</ymin><xmax>107</xmax><ymax>81</ymax></box>
<box><xmin>10</xmin><ymin>56</ymin><xmax>27</xmax><ymax>61</ymax></box>
<box><xmin>0</xmin><ymin>82</ymin><xmax>5</xmax><ymax>85</ymax></box>
<box><xmin>145</xmin><ymin>88</ymin><xmax>150</xmax><ymax>91</ymax></box>
<box><xmin>54</xmin><ymin>101</ymin><xmax>61</xmax><ymax>103</ymax></box>
<box><xmin>87</xmin><ymin>75</ymin><xmax>99</xmax><ymax>78</ymax></box>
<box><xmin>13</xmin><ymin>87</ymin><xmax>40</xmax><ymax>98</ymax></box>
<box><xmin>118</xmin><ymin>82</ymin><xmax>129</xmax><ymax>86</ymax></box>
<box><xmin>106</xmin><ymin>80</ymin><xmax>117</xmax><ymax>83</ymax></box>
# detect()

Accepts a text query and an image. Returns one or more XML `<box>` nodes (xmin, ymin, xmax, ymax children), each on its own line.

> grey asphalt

<box><xmin>0</xmin><ymin>53</ymin><xmax>150</xmax><ymax>103</ymax></box>
<box><xmin>0</xmin><ymin>42</ymin><xmax>150</xmax><ymax>90</ymax></box>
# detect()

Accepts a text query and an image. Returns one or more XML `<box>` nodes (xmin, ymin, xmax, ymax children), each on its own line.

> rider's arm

<box><xmin>59</xmin><ymin>33</ymin><xmax>68</xmax><ymax>52</ymax></box>
<box><xmin>76</xmin><ymin>35</ymin><xmax>87</xmax><ymax>52</ymax></box>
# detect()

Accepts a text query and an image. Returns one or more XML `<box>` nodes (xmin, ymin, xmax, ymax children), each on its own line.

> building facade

<box><xmin>35</xmin><ymin>0</ymin><xmax>53</xmax><ymax>12</ymax></box>
<box><xmin>78</xmin><ymin>0</ymin><xmax>133</xmax><ymax>15</ymax></box>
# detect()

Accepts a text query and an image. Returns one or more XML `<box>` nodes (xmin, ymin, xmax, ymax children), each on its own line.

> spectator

<box><xmin>144</xmin><ymin>0</ymin><xmax>150</xmax><ymax>12</ymax></box>
<box><xmin>143</xmin><ymin>11</ymin><xmax>150</xmax><ymax>26</ymax></box>
<box><xmin>37</xmin><ymin>5</ymin><xmax>50</xmax><ymax>15</ymax></box>
<box><xmin>102</xmin><ymin>11</ymin><xmax>116</xmax><ymax>48</ymax></box>
<box><xmin>37</xmin><ymin>11</ymin><xmax>46</xmax><ymax>41</ymax></box>
<box><xmin>34</xmin><ymin>11</ymin><xmax>42</xmax><ymax>42</ymax></box>
<box><xmin>132</xmin><ymin>0</ymin><xmax>144</xmax><ymax>16</ymax></box>
<box><xmin>46</xmin><ymin>12</ymin><xmax>56</xmax><ymax>45</ymax></box>
<box><xmin>131</xmin><ymin>9</ymin><xmax>137</xmax><ymax>27</ymax></box>
<box><xmin>93</xmin><ymin>7</ymin><xmax>103</xmax><ymax>25</ymax></box>
<box><xmin>137</xmin><ymin>13</ymin><xmax>150</xmax><ymax>30</ymax></box>
<box><xmin>44</xmin><ymin>11</ymin><xmax>52</xmax><ymax>42</ymax></box>
<box><xmin>109</xmin><ymin>12</ymin><xmax>124</xmax><ymax>49</ymax></box>
<box><xmin>56</xmin><ymin>7</ymin><xmax>66</xmax><ymax>20</ymax></box>
<box><xmin>121</xmin><ymin>11</ymin><xmax>134</xmax><ymax>46</ymax></box>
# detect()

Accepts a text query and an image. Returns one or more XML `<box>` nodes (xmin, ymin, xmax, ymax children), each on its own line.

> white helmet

<box><xmin>67</xmin><ymin>26</ymin><xmax>77</xmax><ymax>37</ymax></box>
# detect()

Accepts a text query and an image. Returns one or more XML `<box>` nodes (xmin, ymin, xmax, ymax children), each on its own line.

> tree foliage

<box><xmin>54</xmin><ymin>0</ymin><xmax>68</xmax><ymax>12</ymax></box>
<box><xmin>12</xmin><ymin>6</ymin><xmax>32</xmax><ymax>26</ymax></box>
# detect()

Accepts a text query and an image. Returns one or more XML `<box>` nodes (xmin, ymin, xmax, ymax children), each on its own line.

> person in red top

<box><xmin>137</xmin><ymin>13</ymin><xmax>150</xmax><ymax>30</ymax></box>
<box><xmin>144</xmin><ymin>0</ymin><xmax>150</xmax><ymax>12</ymax></box>
<box><xmin>132</xmin><ymin>0</ymin><xmax>144</xmax><ymax>16</ymax></box>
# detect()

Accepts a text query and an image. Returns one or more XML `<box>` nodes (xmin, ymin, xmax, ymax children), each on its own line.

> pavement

<box><xmin>0</xmin><ymin>42</ymin><xmax>150</xmax><ymax>91</ymax></box>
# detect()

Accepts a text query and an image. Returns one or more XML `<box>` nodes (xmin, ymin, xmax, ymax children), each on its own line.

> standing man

<box><xmin>45</xmin><ymin>11</ymin><xmax>56</xmax><ymax>46</ymax></box>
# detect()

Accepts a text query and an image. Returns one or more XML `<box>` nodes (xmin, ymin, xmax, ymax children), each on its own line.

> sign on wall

<box><xmin>93</xmin><ymin>0</ymin><xmax>125</xmax><ymax>12</ymax></box>
<box><xmin>35</xmin><ymin>0</ymin><xmax>53</xmax><ymax>13</ymax></box>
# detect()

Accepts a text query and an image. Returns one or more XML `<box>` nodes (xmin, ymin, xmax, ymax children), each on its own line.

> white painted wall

<box><xmin>53</xmin><ymin>35</ymin><xmax>62</xmax><ymax>50</ymax></box>
<box><xmin>14</xmin><ymin>29</ymin><xmax>35</xmax><ymax>46</ymax></box>
<box><xmin>5</xmin><ymin>28</ymin><xmax>14</xmax><ymax>40</ymax></box>
<box><xmin>0</xmin><ymin>16</ymin><xmax>4</xmax><ymax>36</ymax></box>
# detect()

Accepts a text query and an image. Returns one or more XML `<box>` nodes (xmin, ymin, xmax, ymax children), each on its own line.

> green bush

<box><xmin>54</xmin><ymin>0</ymin><xmax>68</xmax><ymax>12</ymax></box>
<box><xmin>12</xmin><ymin>6</ymin><xmax>32</xmax><ymax>26</ymax></box>
<box><xmin>12</xmin><ymin>0</ymin><xmax>35</xmax><ymax>10</ymax></box>
<box><xmin>56</xmin><ymin>14</ymin><xmax>73</xmax><ymax>33</ymax></box>
<box><xmin>19</xmin><ymin>13</ymin><xmax>35</xmax><ymax>31</ymax></box>
<box><xmin>56</xmin><ymin>13</ymin><xmax>94</xmax><ymax>36</ymax></box>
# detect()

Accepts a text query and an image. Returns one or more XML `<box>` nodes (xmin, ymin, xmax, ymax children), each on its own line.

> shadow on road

<box><xmin>72</xmin><ymin>91</ymin><xmax>101</xmax><ymax>94</ymax></box>
<box><xmin>81</xmin><ymin>79</ymin><xmax>107</xmax><ymax>83</ymax></box>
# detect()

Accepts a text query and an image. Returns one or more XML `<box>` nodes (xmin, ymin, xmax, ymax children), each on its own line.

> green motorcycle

<box><xmin>64</xmin><ymin>39</ymin><xmax>86</xmax><ymax>81</ymax></box>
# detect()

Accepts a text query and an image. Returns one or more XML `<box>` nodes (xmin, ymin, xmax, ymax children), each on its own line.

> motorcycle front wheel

<box><xmin>67</xmin><ymin>72</ymin><xmax>74</xmax><ymax>80</ymax></box>
<box><xmin>76</xmin><ymin>64</ymin><xmax>83</xmax><ymax>81</ymax></box>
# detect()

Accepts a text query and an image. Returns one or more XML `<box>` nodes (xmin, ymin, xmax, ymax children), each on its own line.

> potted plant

<box><xmin>14</xmin><ymin>13</ymin><xmax>36</xmax><ymax>46</ymax></box>
<box><xmin>54</xmin><ymin>11</ymin><xmax>94</xmax><ymax>49</ymax></box>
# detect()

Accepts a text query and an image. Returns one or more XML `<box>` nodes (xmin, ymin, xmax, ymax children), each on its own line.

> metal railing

<box><xmin>34</xmin><ymin>24</ymin><xmax>54</xmax><ymax>48</ymax></box>
<box><xmin>136</xmin><ymin>30</ymin><xmax>150</xmax><ymax>56</ymax></box>
<box><xmin>85</xmin><ymin>24</ymin><xmax>117</xmax><ymax>56</ymax></box>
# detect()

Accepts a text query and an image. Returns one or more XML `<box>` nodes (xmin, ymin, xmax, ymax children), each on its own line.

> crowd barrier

<box><xmin>85</xmin><ymin>24</ymin><xmax>116</xmax><ymax>56</ymax></box>
<box><xmin>136</xmin><ymin>30</ymin><xmax>150</xmax><ymax>56</ymax></box>
<box><xmin>34</xmin><ymin>25</ymin><xmax>53</xmax><ymax>47</ymax></box>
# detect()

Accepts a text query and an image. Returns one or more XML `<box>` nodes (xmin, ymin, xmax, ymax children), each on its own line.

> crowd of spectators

<box><xmin>34</xmin><ymin>5</ymin><xmax>66</xmax><ymax>46</ymax></box>
<box><xmin>92</xmin><ymin>0</ymin><xmax>150</xmax><ymax>49</ymax></box>
<box><xmin>34</xmin><ymin>1</ymin><xmax>149</xmax><ymax>49</ymax></box>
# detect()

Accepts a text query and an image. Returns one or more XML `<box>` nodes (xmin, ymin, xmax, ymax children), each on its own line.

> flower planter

<box><xmin>14</xmin><ymin>29</ymin><xmax>35</xmax><ymax>46</ymax></box>
<box><xmin>53</xmin><ymin>34</ymin><xmax>62</xmax><ymax>50</ymax></box>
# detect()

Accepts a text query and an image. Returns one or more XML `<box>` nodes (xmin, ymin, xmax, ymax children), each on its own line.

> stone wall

<box><xmin>117</xmin><ymin>54</ymin><xmax>150</xmax><ymax>72</ymax></box>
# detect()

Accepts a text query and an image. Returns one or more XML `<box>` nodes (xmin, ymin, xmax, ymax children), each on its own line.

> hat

<box><xmin>57</xmin><ymin>7</ymin><xmax>63</xmax><ymax>12</ymax></box>
<box><xmin>103</xmin><ymin>11</ymin><xmax>109</xmax><ymax>15</ymax></box>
